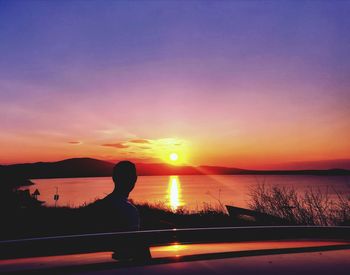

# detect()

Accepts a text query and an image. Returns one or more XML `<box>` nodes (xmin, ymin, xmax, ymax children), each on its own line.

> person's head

<box><xmin>112</xmin><ymin>161</ymin><xmax>137</xmax><ymax>197</ymax></box>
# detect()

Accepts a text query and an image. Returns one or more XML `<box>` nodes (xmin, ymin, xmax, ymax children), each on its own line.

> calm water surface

<box><xmin>23</xmin><ymin>175</ymin><xmax>350</xmax><ymax>211</ymax></box>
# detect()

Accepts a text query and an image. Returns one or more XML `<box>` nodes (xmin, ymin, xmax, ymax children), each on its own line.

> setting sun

<box><xmin>169</xmin><ymin>153</ymin><xmax>178</xmax><ymax>162</ymax></box>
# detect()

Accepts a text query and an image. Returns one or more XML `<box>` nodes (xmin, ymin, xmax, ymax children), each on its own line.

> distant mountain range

<box><xmin>1</xmin><ymin>158</ymin><xmax>350</xmax><ymax>181</ymax></box>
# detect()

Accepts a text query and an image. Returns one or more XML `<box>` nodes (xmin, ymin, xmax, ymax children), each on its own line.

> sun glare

<box><xmin>151</xmin><ymin>138</ymin><xmax>188</xmax><ymax>164</ymax></box>
<box><xmin>169</xmin><ymin>153</ymin><xmax>178</xmax><ymax>162</ymax></box>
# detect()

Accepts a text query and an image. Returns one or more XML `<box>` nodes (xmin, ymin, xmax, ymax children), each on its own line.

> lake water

<box><xmin>23</xmin><ymin>175</ymin><xmax>350</xmax><ymax>211</ymax></box>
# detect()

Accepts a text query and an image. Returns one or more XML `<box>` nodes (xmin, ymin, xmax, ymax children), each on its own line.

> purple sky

<box><xmin>0</xmin><ymin>1</ymin><xmax>349</xmax><ymax>168</ymax></box>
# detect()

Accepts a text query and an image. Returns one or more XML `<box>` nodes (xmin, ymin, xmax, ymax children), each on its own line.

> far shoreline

<box><xmin>25</xmin><ymin>170</ymin><xmax>350</xmax><ymax>181</ymax></box>
<box><xmin>2</xmin><ymin>158</ymin><xmax>349</xmax><ymax>189</ymax></box>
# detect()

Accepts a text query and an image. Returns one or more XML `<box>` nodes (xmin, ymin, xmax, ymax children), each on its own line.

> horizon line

<box><xmin>1</xmin><ymin>157</ymin><xmax>350</xmax><ymax>171</ymax></box>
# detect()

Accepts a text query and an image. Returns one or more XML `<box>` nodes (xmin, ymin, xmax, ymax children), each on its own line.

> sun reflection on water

<box><xmin>167</xmin><ymin>176</ymin><xmax>183</xmax><ymax>211</ymax></box>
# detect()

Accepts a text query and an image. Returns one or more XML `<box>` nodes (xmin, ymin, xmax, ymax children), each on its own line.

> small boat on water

<box><xmin>226</xmin><ymin>205</ymin><xmax>290</xmax><ymax>225</ymax></box>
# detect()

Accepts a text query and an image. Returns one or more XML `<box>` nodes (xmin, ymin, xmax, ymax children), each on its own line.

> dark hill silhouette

<box><xmin>0</xmin><ymin>158</ymin><xmax>248</xmax><ymax>179</ymax></box>
<box><xmin>0</xmin><ymin>158</ymin><xmax>349</xmax><ymax>186</ymax></box>
<box><xmin>0</xmin><ymin>158</ymin><xmax>115</xmax><ymax>179</ymax></box>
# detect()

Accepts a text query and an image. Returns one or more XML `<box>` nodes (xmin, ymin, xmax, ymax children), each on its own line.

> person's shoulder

<box><xmin>124</xmin><ymin>200</ymin><xmax>139</xmax><ymax>230</ymax></box>
<box><xmin>118</xmin><ymin>199</ymin><xmax>138</xmax><ymax>218</ymax></box>
<box><xmin>130</xmin><ymin>202</ymin><xmax>138</xmax><ymax>211</ymax></box>
<box><xmin>122</xmin><ymin>199</ymin><xmax>138</xmax><ymax>213</ymax></box>
<box><xmin>85</xmin><ymin>193</ymin><xmax>112</xmax><ymax>209</ymax></box>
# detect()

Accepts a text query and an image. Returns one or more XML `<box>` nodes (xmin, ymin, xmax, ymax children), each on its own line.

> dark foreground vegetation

<box><xmin>1</xmin><ymin>201</ymin><xmax>235</xmax><ymax>240</ymax></box>
<box><xmin>249</xmin><ymin>184</ymin><xmax>350</xmax><ymax>226</ymax></box>
<box><xmin>1</xmin><ymin>173</ymin><xmax>350</xmax><ymax>241</ymax></box>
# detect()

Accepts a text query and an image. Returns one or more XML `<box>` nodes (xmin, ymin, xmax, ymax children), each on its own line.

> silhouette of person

<box><xmin>89</xmin><ymin>161</ymin><xmax>140</xmax><ymax>231</ymax></box>
<box><xmin>87</xmin><ymin>161</ymin><xmax>150</xmax><ymax>260</ymax></box>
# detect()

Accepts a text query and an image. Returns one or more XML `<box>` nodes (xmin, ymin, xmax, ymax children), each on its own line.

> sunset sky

<box><xmin>0</xmin><ymin>1</ymin><xmax>349</xmax><ymax>169</ymax></box>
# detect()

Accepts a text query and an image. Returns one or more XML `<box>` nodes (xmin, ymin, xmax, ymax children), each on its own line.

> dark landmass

<box><xmin>277</xmin><ymin>159</ymin><xmax>350</xmax><ymax>170</ymax></box>
<box><xmin>197</xmin><ymin>166</ymin><xmax>350</xmax><ymax>176</ymax></box>
<box><xmin>1</xmin><ymin>158</ymin><xmax>349</xmax><ymax>184</ymax></box>
<box><xmin>1</xmin><ymin>158</ymin><xmax>349</xmax><ymax>241</ymax></box>
<box><xmin>0</xmin><ymin>158</ymin><xmax>114</xmax><ymax>180</ymax></box>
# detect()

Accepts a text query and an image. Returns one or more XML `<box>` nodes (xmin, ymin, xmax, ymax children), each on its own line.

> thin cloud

<box><xmin>68</xmin><ymin>141</ymin><xmax>81</xmax><ymax>145</ymax></box>
<box><xmin>102</xmin><ymin>143</ymin><xmax>129</xmax><ymax>149</ymax></box>
<box><xmin>130</xmin><ymin>139</ymin><xmax>150</xmax><ymax>144</ymax></box>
